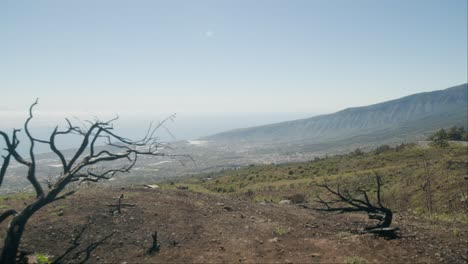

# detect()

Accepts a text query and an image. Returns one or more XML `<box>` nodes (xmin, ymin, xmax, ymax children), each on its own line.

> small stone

<box><xmin>268</xmin><ymin>237</ymin><xmax>279</xmax><ymax>243</ymax></box>
<box><xmin>305</xmin><ymin>223</ymin><xmax>318</xmax><ymax>228</ymax></box>
<box><xmin>25</xmin><ymin>255</ymin><xmax>37</xmax><ymax>264</ymax></box>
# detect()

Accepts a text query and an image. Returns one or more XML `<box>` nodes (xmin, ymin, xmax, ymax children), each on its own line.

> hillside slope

<box><xmin>180</xmin><ymin>143</ymin><xmax>468</xmax><ymax>218</ymax></box>
<box><xmin>205</xmin><ymin>84</ymin><xmax>467</xmax><ymax>144</ymax></box>
<box><xmin>1</xmin><ymin>187</ymin><xmax>466</xmax><ymax>263</ymax></box>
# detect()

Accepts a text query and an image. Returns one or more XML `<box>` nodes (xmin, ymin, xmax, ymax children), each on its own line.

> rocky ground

<box><xmin>1</xmin><ymin>187</ymin><xmax>467</xmax><ymax>263</ymax></box>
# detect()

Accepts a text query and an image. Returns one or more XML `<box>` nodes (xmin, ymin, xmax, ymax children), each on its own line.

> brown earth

<box><xmin>1</xmin><ymin>187</ymin><xmax>467</xmax><ymax>263</ymax></box>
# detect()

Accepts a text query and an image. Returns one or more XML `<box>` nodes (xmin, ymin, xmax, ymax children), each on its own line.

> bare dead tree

<box><xmin>420</xmin><ymin>152</ymin><xmax>433</xmax><ymax>216</ymax></box>
<box><xmin>315</xmin><ymin>173</ymin><xmax>397</xmax><ymax>236</ymax></box>
<box><xmin>146</xmin><ymin>230</ymin><xmax>160</xmax><ymax>255</ymax></box>
<box><xmin>0</xmin><ymin>100</ymin><xmax>185</xmax><ymax>263</ymax></box>
<box><xmin>115</xmin><ymin>194</ymin><xmax>124</xmax><ymax>214</ymax></box>
<box><xmin>106</xmin><ymin>194</ymin><xmax>135</xmax><ymax>214</ymax></box>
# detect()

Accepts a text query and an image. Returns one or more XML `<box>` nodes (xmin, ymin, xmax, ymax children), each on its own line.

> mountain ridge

<box><xmin>203</xmin><ymin>83</ymin><xmax>468</xmax><ymax>143</ymax></box>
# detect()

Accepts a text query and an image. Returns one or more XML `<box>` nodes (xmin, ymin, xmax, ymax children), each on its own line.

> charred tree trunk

<box><xmin>0</xmin><ymin>195</ymin><xmax>48</xmax><ymax>263</ymax></box>
<box><xmin>366</xmin><ymin>208</ymin><xmax>392</xmax><ymax>229</ymax></box>
<box><xmin>1</xmin><ymin>209</ymin><xmax>37</xmax><ymax>263</ymax></box>
<box><xmin>1</xmin><ymin>219</ymin><xmax>27</xmax><ymax>264</ymax></box>
<box><xmin>379</xmin><ymin>208</ymin><xmax>392</xmax><ymax>228</ymax></box>
<box><xmin>147</xmin><ymin>230</ymin><xmax>160</xmax><ymax>254</ymax></box>
<box><xmin>117</xmin><ymin>194</ymin><xmax>124</xmax><ymax>214</ymax></box>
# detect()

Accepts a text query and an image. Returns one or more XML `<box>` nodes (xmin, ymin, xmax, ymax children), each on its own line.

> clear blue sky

<box><xmin>1</xmin><ymin>0</ymin><xmax>467</xmax><ymax>118</ymax></box>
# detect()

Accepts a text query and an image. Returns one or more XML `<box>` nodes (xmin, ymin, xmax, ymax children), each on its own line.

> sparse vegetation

<box><xmin>428</xmin><ymin>126</ymin><xmax>467</xmax><ymax>147</ymax></box>
<box><xmin>273</xmin><ymin>227</ymin><xmax>289</xmax><ymax>236</ymax></box>
<box><xmin>374</xmin><ymin>145</ymin><xmax>391</xmax><ymax>155</ymax></box>
<box><xmin>35</xmin><ymin>253</ymin><xmax>52</xmax><ymax>264</ymax></box>
<box><xmin>178</xmin><ymin>143</ymin><xmax>467</xmax><ymax>222</ymax></box>
<box><xmin>344</xmin><ymin>256</ymin><xmax>368</xmax><ymax>264</ymax></box>
<box><xmin>289</xmin><ymin>193</ymin><xmax>306</xmax><ymax>204</ymax></box>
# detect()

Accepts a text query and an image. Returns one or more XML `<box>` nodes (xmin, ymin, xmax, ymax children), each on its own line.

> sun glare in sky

<box><xmin>1</xmin><ymin>0</ymin><xmax>466</xmax><ymax>118</ymax></box>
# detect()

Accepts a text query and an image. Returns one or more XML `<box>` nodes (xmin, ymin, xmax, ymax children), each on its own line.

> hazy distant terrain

<box><xmin>2</xmin><ymin>84</ymin><xmax>467</xmax><ymax>193</ymax></box>
<box><xmin>205</xmin><ymin>84</ymin><xmax>467</xmax><ymax>145</ymax></box>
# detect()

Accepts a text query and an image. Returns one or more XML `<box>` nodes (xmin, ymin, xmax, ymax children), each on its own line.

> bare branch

<box><xmin>0</xmin><ymin>129</ymin><xmax>30</xmax><ymax>167</ymax></box>
<box><xmin>66</xmin><ymin>123</ymin><xmax>101</xmax><ymax>172</ymax></box>
<box><xmin>0</xmin><ymin>152</ymin><xmax>11</xmax><ymax>187</ymax></box>
<box><xmin>89</xmin><ymin>127</ymin><xmax>104</xmax><ymax>157</ymax></box>
<box><xmin>49</xmin><ymin>126</ymin><xmax>68</xmax><ymax>174</ymax></box>
<box><xmin>0</xmin><ymin>131</ymin><xmax>15</xmax><ymax>186</ymax></box>
<box><xmin>24</xmin><ymin>98</ymin><xmax>44</xmax><ymax>197</ymax></box>
<box><xmin>316</xmin><ymin>183</ymin><xmax>368</xmax><ymax>210</ymax></box>
<box><xmin>53</xmin><ymin>190</ymin><xmax>77</xmax><ymax>201</ymax></box>
<box><xmin>357</xmin><ymin>189</ymin><xmax>372</xmax><ymax>206</ymax></box>
<box><xmin>0</xmin><ymin>209</ymin><xmax>17</xmax><ymax>224</ymax></box>
<box><xmin>374</xmin><ymin>172</ymin><xmax>385</xmax><ymax>208</ymax></box>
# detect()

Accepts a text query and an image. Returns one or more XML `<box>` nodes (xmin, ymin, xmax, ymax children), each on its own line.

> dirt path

<box><xmin>1</xmin><ymin>188</ymin><xmax>466</xmax><ymax>263</ymax></box>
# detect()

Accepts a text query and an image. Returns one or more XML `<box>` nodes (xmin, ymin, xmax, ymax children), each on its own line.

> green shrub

<box><xmin>36</xmin><ymin>253</ymin><xmax>51</xmax><ymax>264</ymax></box>
<box><xmin>353</xmin><ymin>148</ymin><xmax>363</xmax><ymax>155</ymax></box>
<box><xmin>430</xmin><ymin>138</ymin><xmax>449</xmax><ymax>148</ymax></box>
<box><xmin>245</xmin><ymin>189</ymin><xmax>255</xmax><ymax>198</ymax></box>
<box><xmin>413</xmin><ymin>207</ymin><xmax>425</xmax><ymax>215</ymax></box>
<box><xmin>344</xmin><ymin>256</ymin><xmax>367</xmax><ymax>264</ymax></box>
<box><xmin>273</xmin><ymin>227</ymin><xmax>289</xmax><ymax>236</ymax></box>
<box><xmin>289</xmin><ymin>193</ymin><xmax>306</xmax><ymax>204</ymax></box>
<box><xmin>374</xmin><ymin>144</ymin><xmax>391</xmax><ymax>155</ymax></box>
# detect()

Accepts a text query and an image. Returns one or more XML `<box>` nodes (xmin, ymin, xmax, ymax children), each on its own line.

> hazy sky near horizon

<box><xmin>1</xmin><ymin>0</ymin><xmax>467</xmax><ymax>119</ymax></box>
